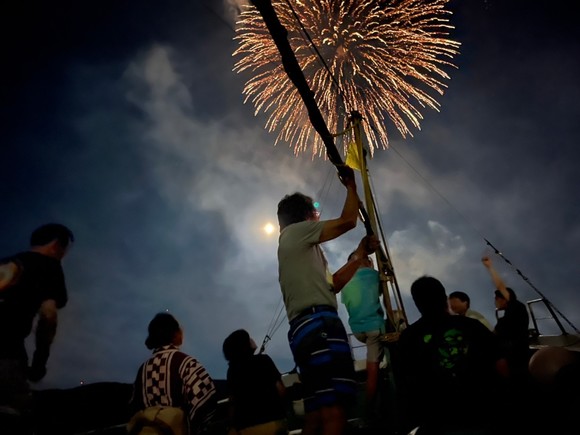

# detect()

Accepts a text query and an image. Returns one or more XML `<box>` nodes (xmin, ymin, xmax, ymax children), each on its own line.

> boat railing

<box><xmin>527</xmin><ymin>297</ymin><xmax>567</xmax><ymax>336</ymax></box>
<box><xmin>526</xmin><ymin>297</ymin><xmax>580</xmax><ymax>352</ymax></box>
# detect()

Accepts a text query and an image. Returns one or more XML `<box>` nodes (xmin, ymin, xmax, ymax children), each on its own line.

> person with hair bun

<box><xmin>130</xmin><ymin>313</ymin><xmax>217</xmax><ymax>435</ymax></box>
<box><xmin>223</xmin><ymin>329</ymin><xmax>287</xmax><ymax>435</ymax></box>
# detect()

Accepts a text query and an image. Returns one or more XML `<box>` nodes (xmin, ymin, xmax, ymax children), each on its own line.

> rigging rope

<box><xmin>260</xmin><ymin>295</ymin><xmax>286</xmax><ymax>353</ymax></box>
<box><xmin>485</xmin><ymin>239</ymin><xmax>580</xmax><ymax>335</ymax></box>
<box><xmin>368</xmin><ymin>121</ymin><xmax>579</xmax><ymax>333</ymax></box>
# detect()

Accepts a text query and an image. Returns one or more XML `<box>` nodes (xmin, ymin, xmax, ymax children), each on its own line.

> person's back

<box><xmin>398</xmin><ymin>277</ymin><xmax>502</xmax><ymax>433</ymax></box>
<box><xmin>0</xmin><ymin>223</ymin><xmax>73</xmax><ymax>413</ymax></box>
<box><xmin>276</xmin><ymin>171</ymin><xmax>380</xmax><ymax>435</ymax></box>
<box><xmin>341</xmin><ymin>262</ymin><xmax>384</xmax><ymax>334</ymax></box>
<box><xmin>223</xmin><ymin>329</ymin><xmax>287</xmax><ymax>435</ymax></box>
<box><xmin>130</xmin><ymin>313</ymin><xmax>217</xmax><ymax>435</ymax></box>
<box><xmin>482</xmin><ymin>257</ymin><xmax>530</xmax><ymax>381</ymax></box>
<box><xmin>494</xmin><ymin>291</ymin><xmax>530</xmax><ymax>379</ymax></box>
<box><xmin>340</xmin><ymin>256</ymin><xmax>385</xmax><ymax>422</ymax></box>
<box><xmin>0</xmin><ymin>251</ymin><xmax>67</xmax><ymax>358</ymax></box>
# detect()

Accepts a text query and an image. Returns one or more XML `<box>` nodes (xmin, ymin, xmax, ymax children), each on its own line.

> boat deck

<box><xmin>529</xmin><ymin>333</ymin><xmax>580</xmax><ymax>352</ymax></box>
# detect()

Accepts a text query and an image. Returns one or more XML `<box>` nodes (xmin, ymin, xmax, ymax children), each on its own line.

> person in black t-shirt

<box><xmin>223</xmin><ymin>329</ymin><xmax>288</xmax><ymax>435</ymax></box>
<box><xmin>0</xmin><ymin>223</ymin><xmax>74</xmax><ymax>408</ymax></box>
<box><xmin>397</xmin><ymin>276</ymin><xmax>505</xmax><ymax>434</ymax></box>
<box><xmin>482</xmin><ymin>256</ymin><xmax>530</xmax><ymax>381</ymax></box>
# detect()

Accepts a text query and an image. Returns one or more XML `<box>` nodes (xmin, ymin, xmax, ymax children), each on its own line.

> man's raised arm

<box><xmin>482</xmin><ymin>256</ymin><xmax>510</xmax><ymax>300</ymax></box>
<box><xmin>319</xmin><ymin>166</ymin><xmax>360</xmax><ymax>243</ymax></box>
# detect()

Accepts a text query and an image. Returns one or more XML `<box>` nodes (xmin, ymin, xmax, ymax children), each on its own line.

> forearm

<box><xmin>333</xmin><ymin>257</ymin><xmax>365</xmax><ymax>293</ymax></box>
<box><xmin>487</xmin><ymin>266</ymin><xmax>509</xmax><ymax>298</ymax></box>
<box><xmin>340</xmin><ymin>185</ymin><xmax>360</xmax><ymax>227</ymax></box>
<box><xmin>36</xmin><ymin>315</ymin><xmax>57</xmax><ymax>351</ymax></box>
<box><xmin>35</xmin><ymin>300</ymin><xmax>58</xmax><ymax>364</ymax></box>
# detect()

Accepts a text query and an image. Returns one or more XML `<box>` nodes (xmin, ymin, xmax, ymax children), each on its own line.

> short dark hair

<box><xmin>277</xmin><ymin>192</ymin><xmax>316</xmax><ymax>228</ymax></box>
<box><xmin>495</xmin><ymin>287</ymin><xmax>517</xmax><ymax>301</ymax></box>
<box><xmin>223</xmin><ymin>329</ymin><xmax>254</xmax><ymax>363</ymax></box>
<box><xmin>145</xmin><ymin>313</ymin><xmax>180</xmax><ymax>350</ymax></box>
<box><xmin>30</xmin><ymin>223</ymin><xmax>74</xmax><ymax>248</ymax></box>
<box><xmin>449</xmin><ymin>291</ymin><xmax>470</xmax><ymax>307</ymax></box>
<box><xmin>411</xmin><ymin>276</ymin><xmax>448</xmax><ymax>316</ymax></box>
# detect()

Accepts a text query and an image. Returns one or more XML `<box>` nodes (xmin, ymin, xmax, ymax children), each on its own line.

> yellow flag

<box><xmin>345</xmin><ymin>141</ymin><xmax>362</xmax><ymax>171</ymax></box>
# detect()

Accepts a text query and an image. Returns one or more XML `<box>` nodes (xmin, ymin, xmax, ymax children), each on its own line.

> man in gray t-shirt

<box><xmin>277</xmin><ymin>166</ymin><xmax>378</xmax><ymax>435</ymax></box>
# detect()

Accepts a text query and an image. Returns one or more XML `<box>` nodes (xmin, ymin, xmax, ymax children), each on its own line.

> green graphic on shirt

<box><xmin>423</xmin><ymin>328</ymin><xmax>469</xmax><ymax>370</ymax></box>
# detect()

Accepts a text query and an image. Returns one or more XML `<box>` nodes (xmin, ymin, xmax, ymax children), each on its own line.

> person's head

<box><xmin>277</xmin><ymin>192</ymin><xmax>318</xmax><ymax>230</ymax></box>
<box><xmin>145</xmin><ymin>313</ymin><xmax>183</xmax><ymax>350</ymax></box>
<box><xmin>30</xmin><ymin>223</ymin><xmax>74</xmax><ymax>260</ymax></box>
<box><xmin>494</xmin><ymin>287</ymin><xmax>517</xmax><ymax>310</ymax></box>
<box><xmin>448</xmin><ymin>291</ymin><xmax>470</xmax><ymax>316</ymax></box>
<box><xmin>411</xmin><ymin>276</ymin><xmax>448</xmax><ymax>317</ymax></box>
<box><xmin>223</xmin><ymin>329</ymin><xmax>257</xmax><ymax>363</ymax></box>
<box><xmin>348</xmin><ymin>250</ymin><xmax>373</xmax><ymax>268</ymax></box>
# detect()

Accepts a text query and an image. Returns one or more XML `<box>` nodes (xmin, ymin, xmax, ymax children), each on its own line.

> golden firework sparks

<box><xmin>233</xmin><ymin>0</ymin><xmax>460</xmax><ymax>158</ymax></box>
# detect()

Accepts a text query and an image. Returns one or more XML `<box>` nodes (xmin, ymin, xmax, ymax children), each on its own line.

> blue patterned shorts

<box><xmin>288</xmin><ymin>307</ymin><xmax>356</xmax><ymax>413</ymax></box>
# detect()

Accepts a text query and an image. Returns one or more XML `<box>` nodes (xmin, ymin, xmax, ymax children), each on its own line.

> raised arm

<box><xmin>333</xmin><ymin>235</ymin><xmax>380</xmax><ymax>293</ymax></box>
<box><xmin>318</xmin><ymin>166</ymin><xmax>360</xmax><ymax>243</ymax></box>
<box><xmin>482</xmin><ymin>256</ymin><xmax>510</xmax><ymax>300</ymax></box>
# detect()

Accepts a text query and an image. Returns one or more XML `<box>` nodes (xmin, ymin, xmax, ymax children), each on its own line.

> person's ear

<box><xmin>173</xmin><ymin>328</ymin><xmax>183</xmax><ymax>346</ymax></box>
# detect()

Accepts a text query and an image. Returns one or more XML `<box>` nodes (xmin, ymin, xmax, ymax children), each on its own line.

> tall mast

<box><xmin>350</xmin><ymin>111</ymin><xmax>408</xmax><ymax>332</ymax></box>
<box><xmin>249</xmin><ymin>0</ymin><xmax>408</xmax><ymax>332</ymax></box>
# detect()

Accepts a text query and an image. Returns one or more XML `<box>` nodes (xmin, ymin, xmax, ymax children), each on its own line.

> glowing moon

<box><xmin>263</xmin><ymin>223</ymin><xmax>275</xmax><ymax>235</ymax></box>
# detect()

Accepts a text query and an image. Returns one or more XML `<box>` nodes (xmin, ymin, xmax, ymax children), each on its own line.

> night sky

<box><xmin>1</xmin><ymin>0</ymin><xmax>578</xmax><ymax>389</ymax></box>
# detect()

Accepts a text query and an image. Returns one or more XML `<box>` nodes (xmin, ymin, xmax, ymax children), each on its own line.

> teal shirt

<box><xmin>341</xmin><ymin>267</ymin><xmax>385</xmax><ymax>333</ymax></box>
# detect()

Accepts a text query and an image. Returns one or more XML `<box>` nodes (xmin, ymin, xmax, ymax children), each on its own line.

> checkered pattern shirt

<box><xmin>132</xmin><ymin>345</ymin><xmax>216</xmax><ymax>433</ymax></box>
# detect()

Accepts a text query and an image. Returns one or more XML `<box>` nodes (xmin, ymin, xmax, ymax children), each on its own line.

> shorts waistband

<box><xmin>290</xmin><ymin>305</ymin><xmax>337</xmax><ymax>326</ymax></box>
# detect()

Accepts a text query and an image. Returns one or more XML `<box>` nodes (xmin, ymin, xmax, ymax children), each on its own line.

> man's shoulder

<box><xmin>10</xmin><ymin>251</ymin><xmax>61</xmax><ymax>268</ymax></box>
<box><xmin>399</xmin><ymin>318</ymin><xmax>426</xmax><ymax>341</ymax></box>
<box><xmin>449</xmin><ymin>313</ymin><xmax>488</xmax><ymax>329</ymax></box>
<box><xmin>282</xmin><ymin>220</ymin><xmax>322</xmax><ymax>235</ymax></box>
<box><xmin>1</xmin><ymin>251</ymin><xmax>27</xmax><ymax>264</ymax></box>
<box><xmin>509</xmin><ymin>298</ymin><xmax>526</xmax><ymax>308</ymax></box>
<box><xmin>402</xmin><ymin>315</ymin><xmax>486</xmax><ymax>337</ymax></box>
<box><xmin>507</xmin><ymin>299</ymin><xmax>528</xmax><ymax>315</ymax></box>
<box><xmin>279</xmin><ymin>221</ymin><xmax>324</xmax><ymax>249</ymax></box>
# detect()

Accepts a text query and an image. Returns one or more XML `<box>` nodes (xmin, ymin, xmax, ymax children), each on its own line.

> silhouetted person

<box><xmin>130</xmin><ymin>313</ymin><xmax>217</xmax><ymax>435</ymax></box>
<box><xmin>481</xmin><ymin>256</ymin><xmax>530</xmax><ymax>382</ymax></box>
<box><xmin>448</xmin><ymin>290</ymin><xmax>492</xmax><ymax>330</ymax></box>
<box><xmin>0</xmin><ymin>223</ymin><xmax>74</xmax><ymax>414</ymax></box>
<box><xmin>277</xmin><ymin>165</ymin><xmax>379</xmax><ymax>435</ymax></box>
<box><xmin>223</xmin><ymin>329</ymin><xmax>287</xmax><ymax>435</ymax></box>
<box><xmin>398</xmin><ymin>276</ymin><xmax>505</xmax><ymax>435</ymax></box>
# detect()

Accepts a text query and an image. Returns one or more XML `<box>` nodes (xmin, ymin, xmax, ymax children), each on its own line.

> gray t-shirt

<box><xmin>278</xmin><ymin>220</ymin><xmax>337</xmax><ymax>322</ymax></box>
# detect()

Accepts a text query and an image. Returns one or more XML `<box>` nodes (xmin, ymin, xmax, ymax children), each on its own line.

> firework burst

<box><xmin>233</xmin><ymin>0</ymin><xmax>460</xmax><ymax>157</ymax></box>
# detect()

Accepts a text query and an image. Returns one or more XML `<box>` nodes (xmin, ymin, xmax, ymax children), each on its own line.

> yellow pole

<box><xmin>350</xmin><ymin>112</ymin><xmax>408</xmax><ymax>332</ymax></box>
